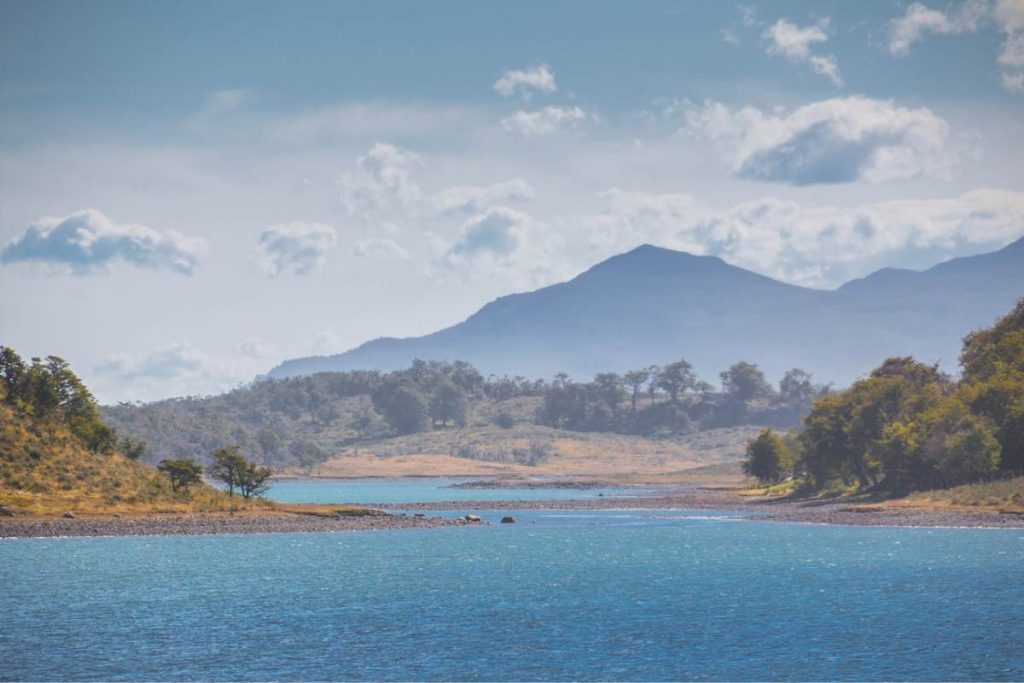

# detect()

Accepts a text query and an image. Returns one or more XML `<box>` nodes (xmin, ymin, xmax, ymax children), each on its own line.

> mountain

<box><xmin>269</xmin><ymin>239</ymin><xmax>1024</xmax><ymax>386</ymax></box>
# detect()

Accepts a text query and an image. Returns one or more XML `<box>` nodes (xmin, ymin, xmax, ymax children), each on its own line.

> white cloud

<box><xmin>0</xmin><ymin>209</ymin><xmax>205</xmax><ymax>275</ymax></box>
<box><xmin>1002</xmin><ymin>70</ymin><xmax>1024</xmax><ymax>90</ymax></box>
<box><xmin>762</xmin><ymin>18</ymin><xmax>843</xmax><ymax>86</ymax></box>
<box><xmin>447</xmin><ymin>207</ymin><xmax>526</xmax><ymax>257</ymax></box>
<box><xmin>721</xmin><ymin>28</ymin><xmax>740</xmax><ymax>45</ymax></box>
<box><xmin>738</xmin><ymin>4</ymin><xmax>758</xmax><ymax>27</ymax></box>
<box><xmin>888</xmin><ymin>1</ymin><xmax>985</xmax><ymax>55</ymax></box>
<box><xmin>996</xmin><ymin>0</ymin><xmax>1024</xmax><ymax>90</ymax></box>
<box><xmin>809</xmin><ymin>55</ymin><xmax>843</xmax><ymax>86</ymax></box>
<box><xmin>432</xmin><ymin>179</ymin><xmax>535</xmax><ymax>214</ymax></box>
<box><xmin>594</xmin><ymin>187</ymin><xmax>1024</xmax><ymax>287</ymax></box>
<box><xmin>501</xmin><ymin>106</ymin><xmax>594</xmax><ymax>136</ymax></box>
<box><xmin>338</xmin><ymin>142</ymin><xmax>423</xmax><ymax>222</ymax></box>
<box><xmin>352</xmin><ymin>237</ymin><xmax>410</xmax><ymax>260</ymax></box>
<box><xmin>258</xmin><ymin>222</ymin><xmax>337</xmax><ymax>276</ymax></box>
<box><xmin>493</xmin><ymin>64</ymin><xmax>557</xmax><ymax>99</ymax></box>
<box><xmin>683</xmin><ymin>97</ymin><xmax>951</xmax><ymax>185</ymax></box>
<box><xmin>434</xmin><ymin>206</ymin><xmax>565</xmax><ymax>286</ymax></box>
<box><xmin>764</xmin><ymin>18</ymin><xmax>828</xmax><ymax>59</ymax></box>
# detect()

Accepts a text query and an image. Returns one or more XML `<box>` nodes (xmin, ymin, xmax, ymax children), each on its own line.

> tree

<box><xmin>429</xmin><ymin>378</ymin><xmax>468</xmax><ymax>428</ymax></box>
<box><xmin>657</xmin><ymin>360</ymin><xmax>696</xmax><ymax>403</ymax></box>
<box><xmin>158</xmin><ymin>459</ymin><xmax>203</xmax><ymax>494</ymax></box>
<box><xmin>646</xmin><ymin>365</ymin><xmax>660</xmax><ymax>403</ymax></box>
<box><xmin>207</xmin><ymin>446</ymin><xmax>247</xmax><ymax>497</ymax></box>
<box><xmin>721</xmin><ymin>361</ymin><xmax>771</xmax><ymax>404</ymax></box>
<box><xmin>623</xmin><ymin>369</ymin><xmax>650</xmax><ymax>412</ymax></box>
<box><xmin>743</xmin><ymin>428</ymin><xmax>789</xmax><ymax>484</ymax></box>
<box><xmin>779</xmin><ymin>368</ymin><xmax>816</xmax><ymax>406</ymax></box>
<box><xmin>119</xmin><ymin>435</ymin><xmax>148</xmax><ymax>460</ymax></box>
<box><xmin>958</xmin><ymin>298</ymin><xmax>1024</xmax><ymax>474</ymax></box>
<box><xmin>237</xmin><ymin>461</ymin><xmax>274</xmax><ymax>499</ymax></box>
<box><xmin>380</xmin><ymin>386</ymin><xmax>430</xmax><ymax>434</ymax></box>
<box><xmin>593</xmin><ymin>373</ymin><xmax>625</xmax><ymax>411</ymax></box>
<box><xmin>0</xmin><ymin>346</ymin><xmax>27</xmax><ymax>404</ymax></box>
<box><xmin>290</xmin><ymin>440</ymin><xmax>325</xmax><ymax>475</ymax></box>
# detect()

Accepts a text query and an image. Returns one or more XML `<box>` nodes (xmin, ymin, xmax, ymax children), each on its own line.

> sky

<box><xmin>1</xmin><ymin>0</ymin><xmax>1023</xmax><ymax>403</ymax></box>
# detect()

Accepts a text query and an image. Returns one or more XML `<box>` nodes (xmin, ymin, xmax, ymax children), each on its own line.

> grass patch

<box><xmin>907</xmin><ymin>477</ymin><xmax>1024</xmax><ymax>510</ymax></box>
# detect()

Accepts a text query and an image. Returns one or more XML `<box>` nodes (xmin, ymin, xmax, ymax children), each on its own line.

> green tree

<box><xmin>119</xmin><ymin>435</ymin><xmax>148</xmax><ymax>460</ymax></box>
<box><xmin>779</xmin><ymin>368</ymin><xmax>816</xmax><ymax>406</ymax></box>
<box><xmin>743</xmin><ymin>428</ymin><xmax>789</xmax><ymax>484</ymax></box>
<box><xmin>158</xmin><ymin>459</ymin><xmax>203</xmax><ymax>493</ymax></box>
<box><xmin>207</xmin><ymin>446</ymin><xmax>247</xmax><ymax>497</ymax></box>
<box><xmin>623</xmin><ymin>369</ymin><xmax>650</xmax><ymax>412</ymax></box>
<box><xmin>593</xmin><ymin>373</ymin><xmax>625</xmax><ymax>412</ymax></box>
<box><xmin>656</xmin><ymin>360</ymin><xmax>696</xmax><ymax>403</ymax></box>
<box><xmin>237</xmin><ymin>461</ymin><xmax>274</xmax><ymax>499</ymax></box>
<box><xmin>0</xmin><ymin>346</ymin><xmax>27</xmax><ymax>405</ymax></box>
<box><xmin>958</xmin><ymin>298</ymin><xmax>1024</xmax><ymax>474</ymax></box>
<box><xmin>381</xmin><ymin>386</ymin><xmax>430</xmax><ymax>435</ymax></box>
<box><xmin>429</xmin><ymin>378</ymin><xmax>468</xmax><ymax>428</ymax></box>
<box><xmin>721</xmin><ymin>361</ymin><xmax>772</xmax><ymax>404</ymax></box>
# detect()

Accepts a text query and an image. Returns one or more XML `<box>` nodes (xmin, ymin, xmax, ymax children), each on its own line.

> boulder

<box><xmin>63</xmin><ymin>511</ymin><xmax>75</xmax><ymax>519</ymax></box>
<box><xmin>463</xmin><ymin>514</ymin><xmax>482</xmax><ymax>523</ymax></box>
<box><xmin>0</xmin><ymin>505</ymin><xmax>14</xmax><ymax>517</ymax></box>
<box><xmin>500</xmin><ymin>516</ymin><xmax>516</xmax><ymax>524</ymax></box>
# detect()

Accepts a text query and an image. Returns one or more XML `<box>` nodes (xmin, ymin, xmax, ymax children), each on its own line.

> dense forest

<box><xmin>744</xmin><ymin>299</ymin><xmax>1024</xmax><ymax>494</ymax></box>
<box><xmin>104</xmin><ymin>357</ymin><xmax>826</xmax><ymax>468</ymax></box>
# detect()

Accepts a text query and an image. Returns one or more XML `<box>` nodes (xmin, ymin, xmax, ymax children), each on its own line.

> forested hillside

<box><xmin>0</xmin><ymin>349</ymin><xmax>235</xmax><ymax>515</ymax></box>
<box><xmin>103</xmin><ymin>357</ymin><xmax>824</xmax><ymax>468</ymax></box>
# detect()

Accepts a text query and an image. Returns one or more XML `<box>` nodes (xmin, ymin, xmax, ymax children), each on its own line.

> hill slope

<box><xmin>270</xmin><ymin>240</ymin><xmax>1024</xmax><ymax>385</ymax></box>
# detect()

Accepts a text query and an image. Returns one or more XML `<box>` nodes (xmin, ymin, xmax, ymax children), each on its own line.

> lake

<box><xmin>2</xmin><ymin>508</ymin><xmax>1022</xmax><ymax>681</ymax></box>
<box><xmin>265</xmin><ymin>477</ymin><xmax>644</xmax><ymax>504</ymax></box>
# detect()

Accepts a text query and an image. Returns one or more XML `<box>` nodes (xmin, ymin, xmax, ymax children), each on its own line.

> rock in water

<box><xmin>500</xmin><ymin>516</ymin><xmax>516</xmax><ymax>524</ymax></box>
<box><xmin>464</xmin><ymin>514</ymin><xmax>482</xmax><ymax>523</ymax></box>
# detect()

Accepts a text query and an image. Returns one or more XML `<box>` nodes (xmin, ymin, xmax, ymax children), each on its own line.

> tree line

<box><xmin>743</xmin><ymin>299</ymin><xmax>1024</xmax><ymax>494</ymax></box>
<box><xmin>0</xmin><ymin>348</ymin><xmax>146</xmax><ymax>458</ymax></box>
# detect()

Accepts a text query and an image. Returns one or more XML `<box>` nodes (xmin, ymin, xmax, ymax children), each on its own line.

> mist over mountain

<box><xmin>269</xmin><ymin>239</ymin><xmax>1024</xmax><ymax>387</ymax></box>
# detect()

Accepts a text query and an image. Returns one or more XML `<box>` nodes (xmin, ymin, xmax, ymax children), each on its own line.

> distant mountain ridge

<box><xmin>269</xmin><ymin>239</ymin><xmax>1024</xmax><ymax>386</ymax></box>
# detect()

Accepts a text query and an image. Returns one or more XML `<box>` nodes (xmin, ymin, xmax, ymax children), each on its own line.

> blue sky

<box><xmin>1</xmin><ymin>0</ymin><xmax>1023</xmax><ymax>401</ymax></box>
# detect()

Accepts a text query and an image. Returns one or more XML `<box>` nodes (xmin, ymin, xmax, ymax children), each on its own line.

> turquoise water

<box><xmin>266</xmin><ymin>477</ymin><xmax>643</xmax><ymax>504</ymax></box>
<box><xmin>2</xmin><ymin>510</ymin><xmax>1023</xmax><ymax>681</ymax></box>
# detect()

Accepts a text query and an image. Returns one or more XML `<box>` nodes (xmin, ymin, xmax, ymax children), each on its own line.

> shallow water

<box><xmin>2</xmin><ymin>509</ymin><xmax>1022</xmax><ymax>681</ymax></box>
<box><xmin>266</xmin><ymin>477</ymin><xmax>642</xmax><ymax>504</ymax></box>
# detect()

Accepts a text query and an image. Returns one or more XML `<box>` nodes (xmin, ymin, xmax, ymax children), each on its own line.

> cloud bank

<box><xmin>594</xmin><ymin>188</ymin><xmax>1024</xmax><ymax>286</ymax></box>
<box><xmin>684</xmin><ymin>97</ymin><xmax>951</xmax><ymax>185</ymax></box>
<box><xmin>0</xmin><ymin>209</ymin><xmax>205</xmax><ymax>275</ymax></box>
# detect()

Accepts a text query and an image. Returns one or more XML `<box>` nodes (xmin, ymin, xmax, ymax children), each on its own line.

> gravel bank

<box><xmin>0</xmin><ymin>511</ymin><xmax>473</xmax><ymax>538</ymax></box>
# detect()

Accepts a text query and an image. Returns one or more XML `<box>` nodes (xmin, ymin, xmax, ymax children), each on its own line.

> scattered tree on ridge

<box><xmin>158</xmin><ymin>459</ymin><xmax>203</xmax><ymax>494</ymax></box>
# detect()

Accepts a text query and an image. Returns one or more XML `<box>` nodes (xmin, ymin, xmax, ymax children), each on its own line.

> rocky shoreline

<box><xmin>5</xmin><ymin>490</ymin><xmax>1021</xmax><ymax>537</ymax></box>
<box><xmin>379</xmin><ymin>490</ymin><xmax>1024</xmax><ymax>529</ymax></box>
<box><xmin>0</xmin><ymin>511</ymin><xmax>473</xmax><ymax>539</ymax></box>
